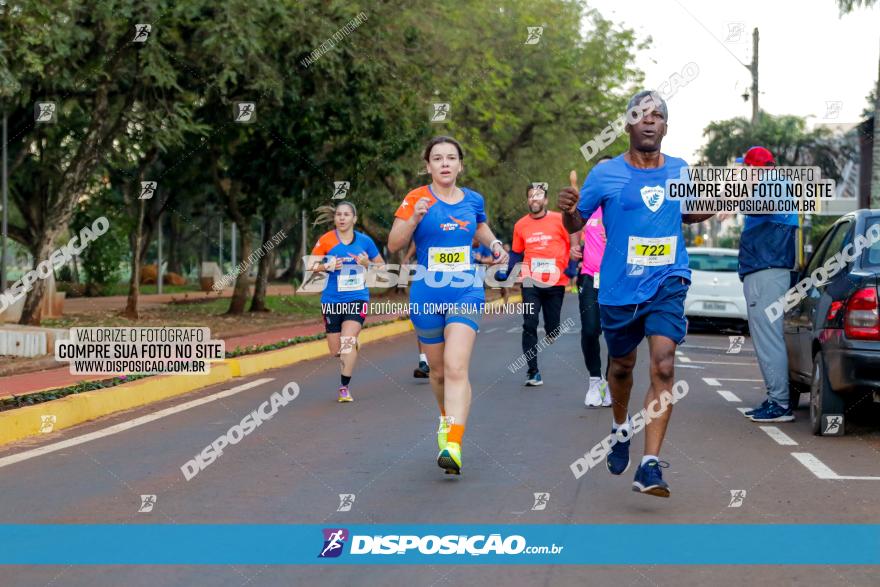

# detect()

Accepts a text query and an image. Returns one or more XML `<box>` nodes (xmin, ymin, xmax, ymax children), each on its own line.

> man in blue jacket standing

<box><xmin>739</xmin><ymin>146</ymin><xmax>798</xmax><ymax>423</ymax></box>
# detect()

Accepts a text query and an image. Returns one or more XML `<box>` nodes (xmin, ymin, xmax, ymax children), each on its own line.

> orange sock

<box><xmin>447</xmin><ymin>424</ymin><xmax>465</xmax><ymax>445</ymax></box>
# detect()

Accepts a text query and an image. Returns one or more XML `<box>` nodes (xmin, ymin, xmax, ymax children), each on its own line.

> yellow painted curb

<box><xmin>0</xmin><ymin>297</ymin><xmax>525</xmax><ymax>448</ymax></box>
<box><xmin>0</xmin><ymin>362</ymin><xmax>234</xmax><ymax>446</ymax></box>
<box><xmin>0</xmin><ymin>319</ymin><xmax>414</xmax><ymax>448</ymax></box>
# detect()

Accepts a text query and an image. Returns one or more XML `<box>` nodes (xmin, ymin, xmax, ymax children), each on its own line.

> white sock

<box><xmin>420</xmin><ymin>353</ymin><xmax>428</xmax><ymax>364</ymax></box>
<box><xmin>612</xmin><ymin>417</ymin><xmax>630</xmax><ymax>437</ymax></box>
<box><xmin>641</xmin><ymin>455</ymin><xmax>658</xmax><ymax>466</ymax></box>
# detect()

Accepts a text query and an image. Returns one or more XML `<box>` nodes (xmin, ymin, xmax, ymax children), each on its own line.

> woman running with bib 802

<box><xmin>310</xmin><ymin>201</ymin><xmax>384</xmax><ymax>403</ymax></box>
<box><xmin>388</xmin><ymin>136</ymin><xmax>508</xmax><ymax>475</ymax></box>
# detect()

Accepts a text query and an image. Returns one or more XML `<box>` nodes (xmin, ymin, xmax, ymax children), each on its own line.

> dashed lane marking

<box><xmin>759</xmin><ymin>426</ymin><xmax>798</xmax><ymax>446</ymax></box>
<box><xmin>716</xmin><ymin>390</ymin><xmax>741</xmax><ymax>402</ymax></box>
<box><xmin>792</xmin><ymin>452</ymin><xmax>880</xmax><ymax>480</ymax></box>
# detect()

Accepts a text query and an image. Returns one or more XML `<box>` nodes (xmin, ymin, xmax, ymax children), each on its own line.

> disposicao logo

<box><xmin>319</xmin><ymin>528</ymin><xmax>349</xmax><ymax>558</ymax></box>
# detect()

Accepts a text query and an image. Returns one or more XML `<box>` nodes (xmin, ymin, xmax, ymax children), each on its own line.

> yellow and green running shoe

<box><xmin>437</xmin><ymin>416</ymin><xmax>450</xmax><ymax>451</ymax></box>
<box><xmin>437</xmin><ymin>441</ymin><xmax>462</xmax><ymax>475</ymax></box>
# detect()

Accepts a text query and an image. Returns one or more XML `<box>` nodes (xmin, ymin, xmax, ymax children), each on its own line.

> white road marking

<box><xmin>792</xmin><ymin>452</ymin><xmax>880</xmax><ymax>481</ymax></box>
<box><xmin>675</xmin><ymin>364</ymin><xmax>704</xmax><ymax>369</ymax></box>
<box><xmin>484</xmin><ymin>328</ymin><xmax>499</xmax><ymax>334</ymax></box>
<box><xmin>678</xmin><ymin>360</ymin><xmax>755</xmax><ymax>366</ymax></box>
<box><xmin>759</xmin><ymin>426</ymin><xmax>798</xmax><ymax>446</ymax></box>
<box><xmin>680</xmin><ymin>344</ymin><xmax>751</xmax><ymax>352</ymax></box>
<box><xmin>737</xmin><ymin>407</ymin><xmax>751</xmax><ymax>415</ymax></box>
<box><xmin>678</xmin><ymin>356</ymin><xmax>692</xmax><ymax>363</ymax></box>
<box><xmin>506</xmin><ymin>327</ymin><xmax>521</xmax><ymax>333</ymax></box>
<box><xmin>703</xmin><ymin>378</ymin><xmax>721</xmax><ymax>386</ymax></box>
<box><xmin>716</xmin><ymin>390</ymin><xmax>741</xmax><ymax>402</ymax></box>
<box><xmin>716</xmin><ymin>378</ymin><xmax>764</xmax><ymax>382</ymax></box>
<box><xmin>0</xmin><ymin>378</ymin><xmax>275</xmax><ymax>470</ymax></box>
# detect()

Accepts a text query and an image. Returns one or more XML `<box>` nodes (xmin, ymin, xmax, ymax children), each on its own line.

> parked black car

<box><xmin>784</xmin><ymin>209</ymin><xmax>880</xmax><ymax>435</ymax></box>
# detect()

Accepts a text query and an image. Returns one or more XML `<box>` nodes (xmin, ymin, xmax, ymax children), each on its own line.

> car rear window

<box><xmin>863</xmin><ymin>217</ymin><xmax>880</xmax><ymax>267</ymax></box>
<box><xmin>688</xmin><ymin>253</ymin><xmax>739</xmax><ymax>272</ymax></box>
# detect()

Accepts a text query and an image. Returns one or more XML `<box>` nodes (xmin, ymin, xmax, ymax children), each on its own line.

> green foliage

<box><xmin>836</xmin><ymin>0</ymin><xmax>878</xmax><ymax>14</ymax></box>
<box><xmin>73</xmin><ymin>199</ymin><xmax>129</xmax><ymax>293</ymax></box>
<box><xmin>2</xmin><ymin>0</ymin><xmax>649</xmax><ymax>305</ymax></box>
<box><xmin>700</xmin><ymin>112</ymin><xmax>856</xmax><ymax>181</ymax></box>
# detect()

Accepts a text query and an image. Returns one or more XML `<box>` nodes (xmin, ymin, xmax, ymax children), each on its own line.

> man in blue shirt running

<box><xmin>558</xmin><ymin>91</ymin><xmax>714</xmax><ymax>498</ymax></box>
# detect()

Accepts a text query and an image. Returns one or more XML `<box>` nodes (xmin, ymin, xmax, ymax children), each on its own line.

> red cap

<box><xmin>744</xmin><ymin>146</ymin><xmax>774</xmax><ymax>167</ymax></box>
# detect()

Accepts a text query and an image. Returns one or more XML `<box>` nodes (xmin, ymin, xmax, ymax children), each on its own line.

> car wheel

<box><xmin>789</xmin><ymin>381</ymin><xmax>802</xmax><ymax>410</ymax></box>
<box><xmin>810</xmin><ymin>352</ymin><xmax>846</xmax><ymax>435</ymax></box>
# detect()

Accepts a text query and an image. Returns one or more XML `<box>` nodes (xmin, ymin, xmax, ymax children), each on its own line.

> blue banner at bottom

<box><xmin>2</xmin><ymin>524</ymin><xmax>879</xmax><ymax>565</ymax></box>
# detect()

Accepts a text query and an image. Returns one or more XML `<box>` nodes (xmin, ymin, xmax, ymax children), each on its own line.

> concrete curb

<box><xmin>0</xmin><ymin>319</ymin><xmax>413</xmax><ymax>448</ymax></box>
<box><xmin>0</xmin><ymin>293</ymin><xmax>520</xmax><ymax>448</ymax></box>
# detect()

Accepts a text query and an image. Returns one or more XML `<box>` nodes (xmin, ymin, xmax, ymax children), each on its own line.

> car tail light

<box><xmin>844</xmin><ymin>287</ymin><xmax>880</xmax><ymax>340</ymax></box>
<box><xmin>826</xmin><ymin>300</ymin><xmax>844</xmax><ymax>321</ymax></box>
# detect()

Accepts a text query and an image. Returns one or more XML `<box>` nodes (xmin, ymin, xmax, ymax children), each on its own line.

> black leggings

<box><xmin>521</xmin><ymin>284</ymin><xmax>565</xmax><ymax>374</ymax></box>
<box><xmin>577</xmin><ymin>274</ymin><xmax>603</xmax><ymax>377</ymax></box>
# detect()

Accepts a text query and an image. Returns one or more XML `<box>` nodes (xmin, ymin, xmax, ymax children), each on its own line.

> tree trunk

<box><xmin>17</xmin><ymin>81</ymin><xmax>127</xmax><ymax>324</ymax></box>
<box><xmin>278</xmin><ymin>227</ymin><xmax>299</xmax><ymax>281</ymax></box>
<box><xmin>250</xmin><ymin>216</ymin><xmax>275</xmax><ymax>312</ymax></box>
<box><xmin>167</xmin><ymin>215</ymin><xmax>182</xmax><ymax>275</ymax></box>
<box><xmin>123</xmin><ymin>198</ymin><xmax>147</xmax><ymax>319</ymax></box>
<box><xmin>226</xmin><ymin>222</ymin><xmax>252</xmax><ymax>315</ymax></box>
<box><xmin>17</xmin><ymin>234</ymin><xmax>59</xmax><ymax>325</ymax></box>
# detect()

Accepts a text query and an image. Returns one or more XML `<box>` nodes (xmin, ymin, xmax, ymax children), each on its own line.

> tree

<box><xmin>0</xmin><ymin>0</ymin><xmax>202</xmax><ymax>324</ymax></box>
<box><xmin>837</xmin><ymin>0</ymin><xmax>879</xmax><ymax>206</ymax></box>
<box><xmin>701</xmin><ymin>113</ymin><xmax>855</xmax><ymax>177</ymax></box>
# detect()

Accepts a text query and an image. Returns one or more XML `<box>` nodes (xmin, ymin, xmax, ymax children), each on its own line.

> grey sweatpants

<box><xmin>743</xmin><ymin>268</ymin><xmax>791</xmax><ymax>407</ymax></box>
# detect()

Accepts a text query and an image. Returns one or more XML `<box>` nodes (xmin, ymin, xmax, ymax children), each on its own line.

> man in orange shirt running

<box><xmin>510</xmin><ymin>182</ymin><xmax>579</xmax><ymax>386</ymax></box>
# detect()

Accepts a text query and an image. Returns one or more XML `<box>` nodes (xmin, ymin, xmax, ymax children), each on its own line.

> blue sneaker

<box><xmin>525</xmin><ymin>371</ymin><xmax>543</xmax><ymax>387</ymax></box>
<box><xmin>632</xmin><ymin>459</ymin><xmax>670</xmax><ymax>498</ymax></box>
<box><xmin>743</xmin><ymin>398</ymin><xmax>772</xmax><ymax>418</ymax></box>
<box><xmin>748</xmin><ymin>400</ymin><xmax>794</xmax><ymax>423</ymax></box>
<box><xmin>606</xmin><ymin>430</ymin><xmax>630</xmax><ymax>475</ymax></box>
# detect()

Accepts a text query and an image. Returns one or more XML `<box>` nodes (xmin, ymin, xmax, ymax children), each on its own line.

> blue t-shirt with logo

<box><xmin>394</xmin><ymin>185</ymin><xmax>488</xmax><ymax>302</ymax></box>
<box><xmin>310</xmin><ymin>230</ymin><xmax>380</xmax><ymax>304</ymax></box>
<box><xmin>738</xmin><ymin>179</ymin><xmax>798</xmax><ymax>279</ymax></box>
<box><xmin>577</xmin><ymin>154</ymin><xmax>691</xmax><ymax>306</ymax></box>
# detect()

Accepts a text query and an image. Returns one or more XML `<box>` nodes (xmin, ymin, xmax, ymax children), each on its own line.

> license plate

<box><xmin>703</xmin><ymin>301</ymin><xmax>726</xmax><ymax>311</ymax></box>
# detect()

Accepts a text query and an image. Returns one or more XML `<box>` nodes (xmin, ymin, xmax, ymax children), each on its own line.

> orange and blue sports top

<box><xmin>310</xmin><ymin>229</ymin><xmax>380</xmax><ymax>304</ymax></box>
<box><xmin>394</xmin><ymin>185</ymin><xmax>487</xmax><ymax>274</ymax></box>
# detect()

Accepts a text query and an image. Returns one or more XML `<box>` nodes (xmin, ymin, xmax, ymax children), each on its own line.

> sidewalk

<box><xmin>61</xmin><ymin>284</ymin><xmax>297</xmax><ymax>313</ymax></box>
<box><xmin>0</xmin><ymin>313</ymin><xmax>401</xmax><ymax>398</ymax></box>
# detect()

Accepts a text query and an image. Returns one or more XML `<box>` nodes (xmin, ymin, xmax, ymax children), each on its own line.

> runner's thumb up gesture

<box><xmin>558</xmin><ymin>170</ymin><xmax>579</xmax><ymax>214</ymax></box>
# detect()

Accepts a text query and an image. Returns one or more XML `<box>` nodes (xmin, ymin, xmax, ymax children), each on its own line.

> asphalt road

<box><xmin>1</xmin><ymin>294</ymin><xmax>879</xmax><ymax>586</ymax></box>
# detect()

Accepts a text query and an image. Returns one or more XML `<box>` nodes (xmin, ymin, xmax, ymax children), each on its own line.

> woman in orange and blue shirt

<box><xmin>387</xmin><ymin>136</ymin><xmax>508</xmax><ymax>476</ymax></box>
<box><xmin>310</xmin><ymin>201</ymin><xmax>383</xmax><ymax>403</ymax></box>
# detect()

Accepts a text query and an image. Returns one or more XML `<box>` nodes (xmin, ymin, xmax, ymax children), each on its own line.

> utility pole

<box><xmin>218</xmin><ymin>218</ymin><xmax>223</xmax><ymax>270</ymax></box>
<box><xmin>231</xmin><ymin>222</ymin><xmax>237</xmax><ymax>269</ymax></box>
<box><xmin>157</xmin><ymin>215</ymin><xmax>163</xmax><ymax>295</ymax></box>
<box><xmin>300</xmin><ymin>189</ymin><xmax>308</xmax><ymax>280</ymax></box>
<box><xmin>301</xmin><ymin>208</ymin><xmax>307</xmax><ymax>271</ymax></box>
<box><xmin>750</xmin><ymin>28</ymin><xmax>759</xmax><ymax>126</ymax></box>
